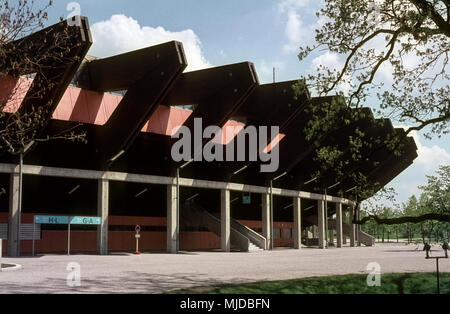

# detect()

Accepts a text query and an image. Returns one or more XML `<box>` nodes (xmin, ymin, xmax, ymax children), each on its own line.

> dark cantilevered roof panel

<box><xmin>87</xmin><ymin>41</ymin><xmax>187</xmax><ymax>167</ymax></box>
<box><xmin>334</xmin><ymin>128</ymin><xmax>418</xmax><ymax>200</ymax></box>
<box><xmin>365</xmin><ymin>135</ymin><xmax>418</xmax><ymax>193</ymax></box>
<box><xmin>237</xmin><ymin>80</ymin><xmax>310</xmax><ymax>128</ymax></box>
<box><xmin>271</xmin><ymin>98</ymin><xmax>374</xmax><ymax>189</ymax></box>
<box><xmin>109</xmin><ymin>62</ymin><xmax>259</xmax><ymax>176</ymax></box>
<box><xmin>192</xmin><ymin>80</ymin><xmax>310</xmax><ymax>182</ymax></box>
<box><xmin>2</xmin><ymin>16</ymin><xmax>92</xmax><ymax>122</ymax></box>
<box><xmin>309</xmin><ymin>118</ymin><xmax>396</xmax><ymax>193</ymax></box>
<box><xmin>0</xmin><ymin>17</ymin><xmax>420</xmax><ymax>205</ymax></box>
<box><xmin>276</xmin><ymin>106</ymin><xmax>374</xmax><ymax>183</ymax></box>
<box><xmin>164</xmin><ymin>62</ymin><xmax>258</xmax><ymax>128</ymax></box>
<box><xmin>162</xmin><ymin>62</ymin><xmax>259</xmax><ymax>169</ymax></box>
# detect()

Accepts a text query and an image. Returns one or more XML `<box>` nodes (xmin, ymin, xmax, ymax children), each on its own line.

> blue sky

<box><xmin>44</xmin><ymin>0</ymin><xmax>449</xmax><ymax>207</ymax></box>
<box><xmin>45</xmin><ymin>0</ymin><xmax>312</xmax><ymax>81</ymax></box>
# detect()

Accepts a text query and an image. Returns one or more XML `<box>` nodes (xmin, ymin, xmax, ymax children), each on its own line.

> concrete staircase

<box><xmin>342</xmin><ymin>223</ymin><xmax>375</xmax><ymax>246</ymax></box>
<box><xmin>248</xmin><ymin>242</ymin><xmax>264</xmax><ymax>252</ymax></box>
<box><xmin>305</xmin><ymin>216</ymin><xmax>375</xmax><ymax>247</ymax></box>
<box><xmin>358</xmin><ymin>230</ymin><xmax>376</xmax><ymax>246</ymax></box>
<box><xmin>181</xmin><ymin>201</ymin><xmax>267</xmax><ymax>252</ymax></box>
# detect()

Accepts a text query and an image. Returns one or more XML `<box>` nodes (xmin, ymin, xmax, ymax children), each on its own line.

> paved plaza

<box><xmin>1</xmin><ymin>243</ymin><xmax>449</xmax><ymax>294</ymax></box>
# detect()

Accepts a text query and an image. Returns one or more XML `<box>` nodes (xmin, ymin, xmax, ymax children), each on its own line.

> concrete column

<box><xmin>97</xmin><ymin>179</ymin><xmax>109</xmax><ymax>255</ymax></box>
<box><xmin>312</xmin><ymin>225</ymin><xmax>318</xmax><ymax>238</ymax></box>
<box><xmin>8</xmin><ymin>173</ymin><xmax>20</xmax><ymax>257</ymax></box>
<box><xmin>357</xmin><ymin>206</ymin><xmax>361</xmax><ymax>247</ymax></box>
<box><xmin>317</xmin><ymin>200</ymin><xmax>326</xmax><ymax>249</ymax></box>
<box><xmin>167</xmin><ymin>184</ymin><xmax>178</xmax><ymax>254</ymax></box>
<box><xmin>221</xmin><ymin>189</ymin><xmax>230</xmax><ymax>252</ymax></box>
<box><xmin>329</xmin><ymin>229</ymin><xmax>334</xmax><ymax>244</ymax></box>
<box><xmin>349</xmin><ymin>205</ymin><xmax>356</xmax><ymax>247</ymax></box>
<box><xmin>336</xmin><ymin>203</ymin><xmax>343</xmax><ymax>248</ymax></box>
<box><xmin>293</xmin><ymin>197</ymin><xmax>301</xmax><ymax>249</ymax></box>
<box><xmin>342</xmin><ymin>210</ymin><xmax>347</xmax><ymax>244</ymax></box>
<box><xmin>261</xmin><ymin>193</ymin><xmax>271</xmax><ymax>250</ymax></box>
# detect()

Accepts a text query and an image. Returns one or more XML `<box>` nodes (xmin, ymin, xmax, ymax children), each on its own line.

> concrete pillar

<box><xmin>349</xmin><ymin>205</ymin><xmax>356</xmax><ymax>247</ymax></box>
<box><xmin>8</xmin><ymin>173</ymin><xmax>20</xmax><ymax>257</ymax></box>
<box><xmin>329</xmin><ymin>229</ymin><xmax>334</xmax><ymax>244</ymax></box>
<box><xmin>167</xmin><ymin>184</ymin><xmax>178</xmax><ymax>254</ymax></box>
<box><xmin>293</xmin><ymin>197</ymin><xmax>301</xmax><ymax>249</ymax></box>
<box><xmin>312</xmin><ymin>225</ymin><xmax>318</xmax><ymax>238</ymax></box>
<box><xmin>261</xmin><ymin>193</ymin><xmax>271</xmax><ymax>250</ymax></box>
<box><xmin>336</xmin><ymin>203</ymin><xmax>343</xmax><ymax>248</ymax></box>
<box><xmin>317</xmin><ymin>200</ymin><xmax>326</xmax><ymax>249</ymax></box>
<box><xmin>221</xmin><ymin>189</ymin><xmax>230</xmax><ymax>252</ymax></box>
<box><xmin>357</xmin><ymin>206</ymin><xmax>361</xmax><ymax>247</ymax></box>
<box><xmin>342</xmin><ymin>210</ymin><xmax>347</xmax><ymax>244</ymax></box>
<box><xmin>97</xmin><ymin>179</ymin><xmax>109</xmax><ymax>255</ymax></box>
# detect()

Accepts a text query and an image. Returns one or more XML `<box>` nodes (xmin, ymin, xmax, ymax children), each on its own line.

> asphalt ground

<box><xmin>1</xmin><ymin>243</ymin><xmax>448</xmax><ymax>293</ymax></box>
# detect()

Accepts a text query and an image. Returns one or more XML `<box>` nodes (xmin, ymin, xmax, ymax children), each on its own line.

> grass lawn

<box><xmin>167</xmin><ymin>273</ymin><xmax>450</xmax><ymax>294</ymax></box>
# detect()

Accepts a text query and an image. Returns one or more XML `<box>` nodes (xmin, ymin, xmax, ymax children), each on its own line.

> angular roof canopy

<box><xmin>0</xmin><ymin>17</ymin><xmax>418</xmax><ymax>212</ymax></box>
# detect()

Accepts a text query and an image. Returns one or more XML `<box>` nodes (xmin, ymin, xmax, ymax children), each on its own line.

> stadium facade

<box><xmin>0</xmin><ymin>18</ymin><xmax>417</xmax><ymax>257</ymax></box>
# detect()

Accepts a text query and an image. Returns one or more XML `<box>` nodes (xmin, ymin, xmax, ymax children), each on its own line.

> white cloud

<box><xmin>312</xmin><ymin>51</ymin><xmax>341</xmax><ymax>71</ymax></box>
<box><xmin>407</xmin><ymin>130</ymin><xmax>450</xmax><ymax>173</ymax></box>
<box><xmin>377</xmin><ymin>62</ymin><xmax>394</xmax><ymax>83</ymax></box>
<box><xmin>89</xmin><ymin>15</ymin><xmax>211</xmax><ymax>72</ymax></box>
<box><xmin>278</xmin><ymin>0</ymin><xmax>318</xmax><ymax>53</ymax></box>
<box><xmin>283</xmin><ymin>11</ymin><xmax>304</xmax><ymax>53</ymax></box>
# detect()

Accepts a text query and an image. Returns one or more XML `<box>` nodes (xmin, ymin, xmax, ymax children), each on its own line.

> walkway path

<box><xmin>1</xmin><ymin>243</ymin><xmax>448</xmax><ymax>293</ymax></box>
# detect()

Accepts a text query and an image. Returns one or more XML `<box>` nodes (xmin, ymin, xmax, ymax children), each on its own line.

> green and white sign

<box><xmin>32</xmin><ymin>215</ymin><xmax>102</xmax><ymax>257</ymax></box>
<box><xmin>70</xmin><ymin>216</ymin><xmax>101</xmax><ymax>225</ymax></box>
<box><xmin>34</xmin><ymin>215</ymin><xmax>69</xmax><ymax>224</ymax></box>
<box><xmin>34</xmin><ymin>215</ymin><xmax>101</xmax><ymax>225</ymax></box>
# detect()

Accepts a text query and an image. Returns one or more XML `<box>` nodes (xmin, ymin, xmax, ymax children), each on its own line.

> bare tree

<box><xmin>0</xmin><ymin>0</ymin><xmax>88</xmax><ymax>157</ymax></box>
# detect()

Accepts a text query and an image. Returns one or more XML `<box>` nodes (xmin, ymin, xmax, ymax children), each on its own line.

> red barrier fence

<box><xmin>0</xmin><ymin>213</ymin><xmax>294</xmax><ymax>255</ymax></box>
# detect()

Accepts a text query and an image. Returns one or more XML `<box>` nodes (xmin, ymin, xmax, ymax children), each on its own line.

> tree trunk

<box><xmin>407</xmin><ymin>225</ymin><xmax>411</xmax><ymax>244</ymax></box>
<box><xmin>421</xmin><ymin>224</ymin><xmax>425</xmax><ymax>244</ymax></box>
<box><xmin>428</xmin><ymin>222</ymin><xmax>434</xmax><ymax>243</ymax></box>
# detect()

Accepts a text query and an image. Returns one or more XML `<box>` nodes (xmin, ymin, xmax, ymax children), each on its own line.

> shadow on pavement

<box><xmin>0</xmin><ymin>272</ymin><xmax>253</xmax><ymax>294</ymax></box>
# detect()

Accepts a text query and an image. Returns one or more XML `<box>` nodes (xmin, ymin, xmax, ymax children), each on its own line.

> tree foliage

<box><xmin>298</xmin><ymin>0</ymin><xmax>450</xmax><ymax>138</ymax></box>
<box><xmin>292</xmin><ymin>0</ymin><xmax>449</xmax><ymax>204</ymax></box>
<box><xmin>0</xmin><ymin>0</ymin><xmax>86</xmax><ymax>156</ymax></box>
<box><xmin>360</xmin><ymin>165</ymin><xmax>450</xmax><ymax>233</ymax></box>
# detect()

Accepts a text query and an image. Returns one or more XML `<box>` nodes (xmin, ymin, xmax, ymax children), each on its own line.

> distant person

<box><xmin>442</xmin><ymin>242</ymin><xmax>449</xmax><ymax>258</ymax></box>
<box><xmin>423</xmin><ymin>243</ymin><xmax>431</xmax><ymax>258</ymax></box>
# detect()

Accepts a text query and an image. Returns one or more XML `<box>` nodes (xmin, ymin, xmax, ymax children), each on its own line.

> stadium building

<box><xmin>0</xmin><ymin>18</ymin><xmax>417</xmax><ymax>257</ymax></box>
